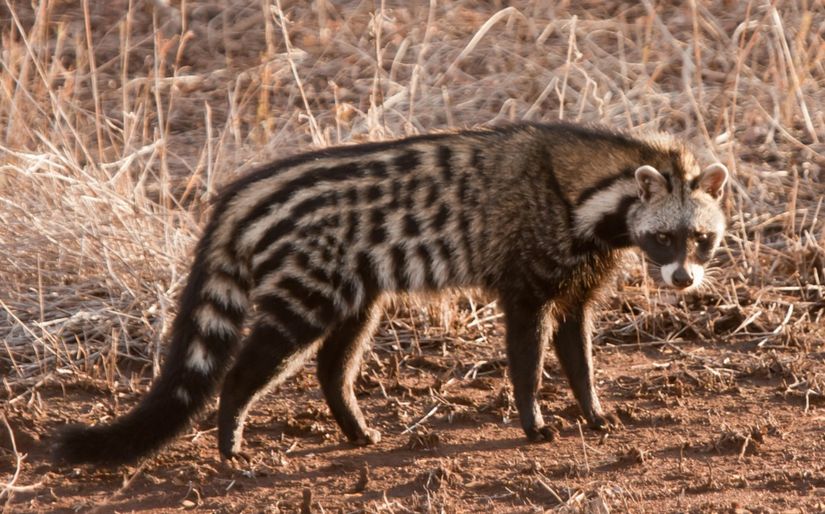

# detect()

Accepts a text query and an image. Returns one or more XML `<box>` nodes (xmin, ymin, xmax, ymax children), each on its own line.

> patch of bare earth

<box><xmin>1</xmin><ymin>1</ymin><xmax>824</xmax><ymax>512</ymax></box>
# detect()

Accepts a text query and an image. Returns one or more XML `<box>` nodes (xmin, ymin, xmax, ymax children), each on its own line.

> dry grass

<box><xmin>0</xmin><ymin>0</ymin><xmax>824</xmax><ymax>511</ymax></box>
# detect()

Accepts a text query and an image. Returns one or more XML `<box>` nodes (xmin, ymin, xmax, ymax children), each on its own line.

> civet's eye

<box><xmin>655</xmin><ymin>232</ymin><xmax>671</xmax><ymax>246</ymax></box>
<box><xmin>695</xmin><ymin>232</ymin><xmax>711</xmax><ymax>243</ymax></box>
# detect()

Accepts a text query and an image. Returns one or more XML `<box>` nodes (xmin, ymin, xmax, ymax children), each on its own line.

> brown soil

<box><xmin>5</xmin><ymin>327</ymin><xmax>825</xmax><ymax>512</ymax></box>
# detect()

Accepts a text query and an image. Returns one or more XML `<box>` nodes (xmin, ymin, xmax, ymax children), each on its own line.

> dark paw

<box><xmin>588</xmin><ymin>412</ymin><xmax>621</xmax><ymax>431</ymax></box>
<box><xmin>349</xmin><ymin>427</ymin><xmax>381</xmax><ymax>446</ymax></box>
<box><xmin>525</xmin><ymin>425</ymin><xmax>557</xmax><ymax>442</ymax></box>
<box><xmin>220</xmin><ymin>450</ymin><xmax>251</xmax><ymax>469</ymax></box>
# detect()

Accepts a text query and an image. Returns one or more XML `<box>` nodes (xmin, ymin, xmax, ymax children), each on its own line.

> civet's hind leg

<box><xmin>317</xmin><ymin>304</ymin><xmax>382</xmax><ymax>445</ymax></box>
<box><xmin>217</xmin><ymin>321</ymin><xmax>323</xmax><ymax>459</ymax></box>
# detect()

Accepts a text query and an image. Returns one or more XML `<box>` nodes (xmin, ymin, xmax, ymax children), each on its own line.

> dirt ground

<box><xmin>1</xmin><ymin>0</ymin><xmax>824</xmax><ymax>512</ymax></box>
<box><xmin>4</xmin><ymin>290</ymin><xmax>825</xmax><ymax>512</ymax></box>
<box><xmin>5</xmin><ymin>307</ymin><xmax>825</xmax><ymax>513</ymax></box>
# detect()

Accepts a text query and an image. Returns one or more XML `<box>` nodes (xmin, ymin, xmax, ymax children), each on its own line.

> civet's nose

<box><xmin>672</xmin><ymin>267</ymin><xmax>694</xmax><ymax>288</ymax></box>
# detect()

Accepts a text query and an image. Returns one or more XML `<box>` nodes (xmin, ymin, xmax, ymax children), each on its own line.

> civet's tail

<box><xmin>53</xmin><ymin>217</ymin><xmax>250</xmax><ymax>465</ymax></box>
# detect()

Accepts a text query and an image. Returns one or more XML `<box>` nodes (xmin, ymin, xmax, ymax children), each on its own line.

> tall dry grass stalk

<box><xmin>0</xmin><ymin>1</ymin><xmax>823</xmax><ymax>398</ymax></box>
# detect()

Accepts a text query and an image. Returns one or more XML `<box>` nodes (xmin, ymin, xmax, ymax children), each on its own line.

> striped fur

<box><xmin>52</xmin><ymin>123</ymin><xmax>727</xmax><ymax>465</ymax></box>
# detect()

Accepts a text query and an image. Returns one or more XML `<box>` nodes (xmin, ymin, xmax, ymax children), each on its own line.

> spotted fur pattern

<box><xmin>52</xmin><ymin>123</ymin><xmax>727</xmax><ymax>465</ymax></box>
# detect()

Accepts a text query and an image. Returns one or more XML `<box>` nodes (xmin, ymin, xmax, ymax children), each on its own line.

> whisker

<box><xmin>696</xmin><ymin>275</ymin><xmax>722</xmax><ymax>295</ymax></box>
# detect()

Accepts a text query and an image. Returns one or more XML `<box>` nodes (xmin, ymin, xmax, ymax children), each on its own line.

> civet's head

<box><xmin>628</xmin><ymin>161</ymin><xmax>729</xmax><ymax>291</ymax></box>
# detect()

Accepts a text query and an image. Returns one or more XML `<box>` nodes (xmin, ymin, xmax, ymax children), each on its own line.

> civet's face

<box><xmin>630</xmin><ymin>163</ymin><xmax>728</xmax><ymax>290</ymax></box>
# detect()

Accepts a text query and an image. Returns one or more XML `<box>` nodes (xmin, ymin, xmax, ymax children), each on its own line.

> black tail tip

<box><xmin>50</xmin><ymin>424</ymin><xmax>139</xmax><ymax>468</ymax></box>
<box><xmin>50</xmin><ymin>424</ymin><xmax>96</xmax><ymax>466</ymax></box>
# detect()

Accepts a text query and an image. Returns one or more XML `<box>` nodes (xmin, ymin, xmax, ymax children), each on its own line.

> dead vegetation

<box><xmin>1</xmin><ymin>0</ymin><xmax>824</xmax><ymax>512</ymax></box>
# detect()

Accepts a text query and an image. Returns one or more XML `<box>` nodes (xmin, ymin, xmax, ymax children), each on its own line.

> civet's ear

<box><xmin>635</xmin><ymin>165</ymin><xmax>668</xmax><ymax>202</ymax></box>
<box><xmin>697</xmin><ymin>163</ymin><xmax>729</xmax><ymax>200</ymax></box>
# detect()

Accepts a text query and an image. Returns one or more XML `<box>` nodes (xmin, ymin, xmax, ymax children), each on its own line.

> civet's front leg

<box><xmin>551</xmin><ymin>302</ymin><xmax>617</xmax><ymax>429</ymax></box>
<box><xmin>501</xmin><ymin>293</ymin><xmax>556</xmax><ymax>442</ymax></box>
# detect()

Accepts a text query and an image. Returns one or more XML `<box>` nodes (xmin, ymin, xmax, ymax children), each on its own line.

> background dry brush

<box><xmin>0</xmin><ymin>0</ymin><xmax>824</xmax><ymax>512</ymax></box>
